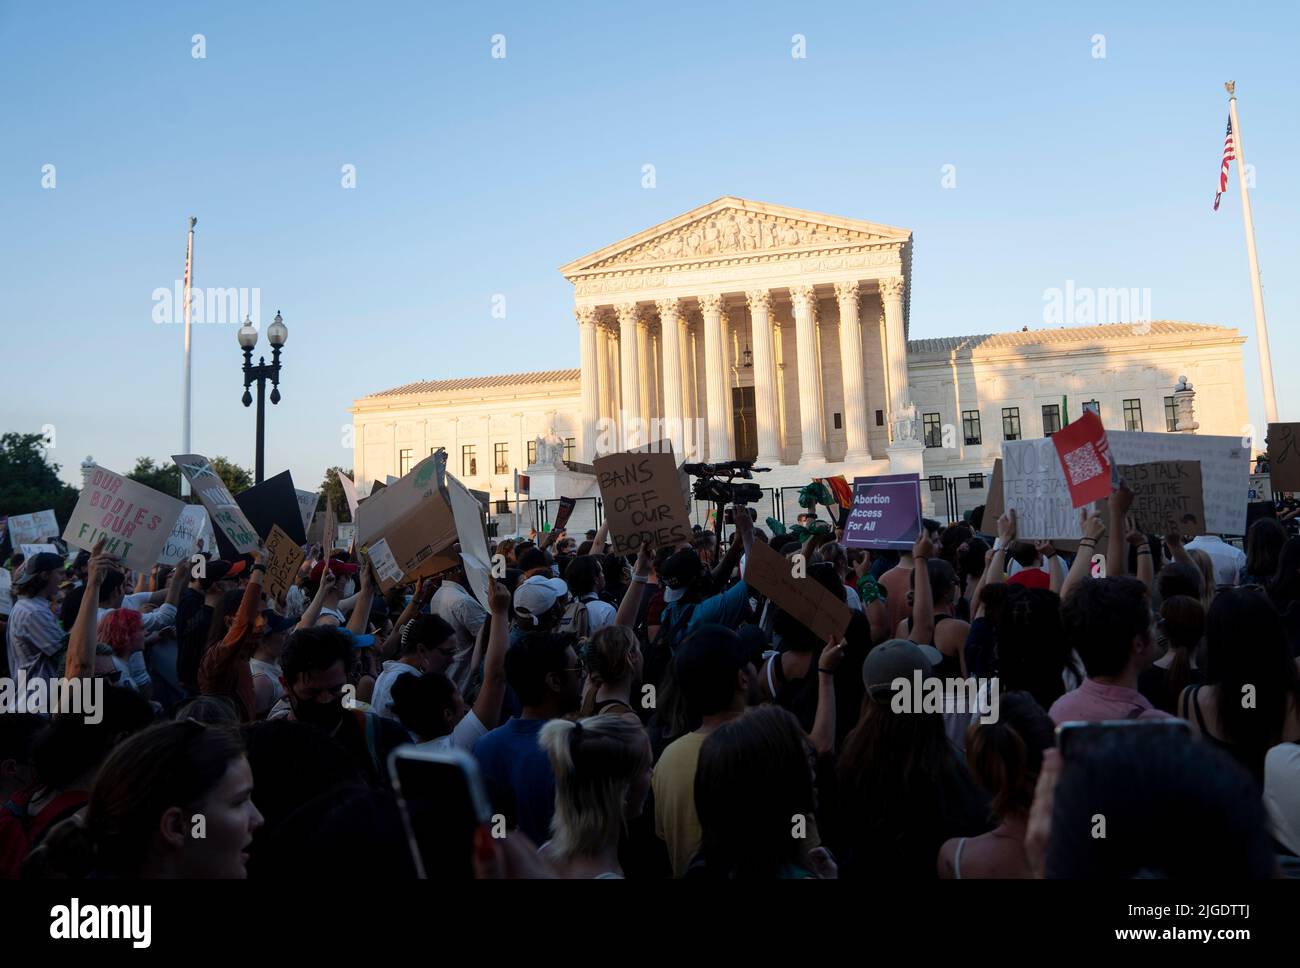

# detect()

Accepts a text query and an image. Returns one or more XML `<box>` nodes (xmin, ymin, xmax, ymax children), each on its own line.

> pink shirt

<box><xmin>1048</xmin><ymin>678</ymin><xmax>1173</xmax><ymax>725</ymax></box>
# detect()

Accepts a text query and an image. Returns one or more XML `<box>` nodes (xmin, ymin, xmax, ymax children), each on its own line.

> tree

<box><xmin>128</xmin><ymin>457</ymin><xmax>182</xmax><ymax>497</ymax></box>
<box><xmin>317</xmin><ymin>467</ymin><xmax>355</xmax><ymax>522</ymax></box>
<box><xmin>0</xmin><ymin>432</ymin><xmax>81</xmax><ymax>529</ymax></box>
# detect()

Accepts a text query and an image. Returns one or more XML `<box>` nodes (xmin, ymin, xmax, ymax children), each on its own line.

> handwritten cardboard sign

<box><xmin>354</xmin><ymin>452</ymin><xmax>459</xmax><ymax>594</ymax></box>
<box><xmin>8</xmin><ymin>509</ymin><xmax>59</xmax><ymax>548</ymax></box>
<box><xmin>843</xmin><ymin>473</ymin><xmax>922</xmax><ymax>551</ymax></box>
<box><xmin>1110</xmin><ymin>461</ymin><xmax>1206</xmax><ymax>535</ymax></box>
<box><xmin>173</xmin><ymin>454</ymin><xmax>259</xmax><ymax>554</ymax></box>
<box><xmin>1003</xmin><ymin>432</ymin><xmax>1249</xmax><ymax>538</ymax></box>
<box><xmin>63</xmin><ymin>465</ymin><xmax>186</xmax><ymax>570</ymax></box>
<box><xmin>983</xmin><ymin>459</ymin><xmax>1005</xmax><ymax>526</ymax></box>
<box><xmin>1268</xmin><ymin>423</ymin><xmax>1300</xmax><ymax>493</ymax></box>
<box><xmin>263</xmin><ymin>524</ymin><xmax>305</xmax><ymax>602</ymax></box>
<box><xmin>594</xmin><ymin>451</ymin><xmax>692</xmax><ymax>555</ymax></box>
<box><xmin>157</xmin><ymin>506</ymin><xmax>212</xmax><ymax>567</ymax></box>
<box><xmin>744</xmin><ymin>537</ymin><xmax>851</xmax><ymax>643</ymax></box>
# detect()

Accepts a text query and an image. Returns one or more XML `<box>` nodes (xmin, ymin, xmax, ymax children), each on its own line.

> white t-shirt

<box><xmin>433</xmin><ymin>583</ymin><xmax>487</xmax><ymax>693</ymax></box>
<box><xmin>579</xmin><ymin>594</ymin><xmax>617</xmax><ymax>633</ymax></box>
<box><xmin>1184</xmin><ymin>536</ymin><xmax>1246</xmax><ymax>589</ymax></box>
<box><xmin>371</xmin><ymin>660</ymin><xmax>421</xmax><ymax>720</ymax></box>
<box><xmin>249</xmin><ymin>657</ymin><xmax>284</xmax><ymax>709</ymax></box>
<box><xmin>417</xmin><ymin>708</ymin><xmax>487</xmax><ymax>754</ymax></box>
<box><xmin>100</xmin><ymin>591</ymin><xmax>177</xmax><ymax>633</ymax></box>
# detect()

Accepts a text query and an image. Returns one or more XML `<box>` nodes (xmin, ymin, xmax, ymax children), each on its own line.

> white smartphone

<box><xmin>387</xmin><ymin>745</ymin><xmax>493</xmax><ymax>879</ymax></box>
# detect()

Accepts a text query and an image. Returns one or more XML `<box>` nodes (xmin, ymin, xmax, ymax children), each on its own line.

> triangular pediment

<box><xmin>560</xmin><ymin>197</ymin><xmax>911</xmax><ymax>276</ymax></box>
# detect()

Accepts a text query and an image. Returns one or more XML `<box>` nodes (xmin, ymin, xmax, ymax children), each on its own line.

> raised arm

<box><xmin>1038</xmin><ymin>541</ymin><xmax>1064</xmax><ymax>595</ymax></box>
<box><xmin>380</xmin><ymin>577</ymin><xmax>433</xmax><ymax>660</ymax></box>
<box><xmin>615</xmin><ymin>545</ymin><xmax>653</xmax><ymax>627</ymax></box>
<box><xmin>592</xmin><ymin>520</ymin><xmax>610</xmax><ymax>553</ymax></box>
<box><xmin>1061</xmin><ymin>509</ymin><xmax>1105</xmax><ymax>602</ymax></box>
<box><xmin>987</xmin><ymin>509</ymin><xmax>1017</xmax><ymax>587</ymax></box>
<box><xmin>295</xmin><ymin>566</ymin><xmax>338</xmax><ymax>630</ymax></box>
<box><xmin>1163</xmin><ymin>519</ymin><xmax>1193</xmax><ymax>568</ymax></box>
<box><xmin>1129</xmin><ymin>516</ymin><xmax>1154</xmax><ymax>593</ymax></box>
<box><xmin>67</xmin><ymin>538</ymin><xmax>109</xmax><ymax>679</ymax></box>
<box><xmin>909</xmin><ymin>533</ymin><xmax>935</xmax><ymax>645</ymax></box>
<box><xmin>810</xmin><ymin>637</ymin><xmax>845</xmax><ymax>756</ymax></box>
<box><xmin>346</xmin><ymin>557</ymin><xmax>376</xmax><ymax>635</ymax></box>
<box><xmin>472</xmin><ymin>577</ymin><xmax>512</xmax><ymax>730</ymax></box>
<box><xmin>1107</xmin><ymin>484</ymin><xmax>1134</xmax><ymax>578</ymax></box>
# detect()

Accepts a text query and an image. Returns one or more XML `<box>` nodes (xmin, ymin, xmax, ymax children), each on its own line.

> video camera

<box><xmin>683</xmin><ymin>459</ymin><xmax>769</xmax><ymax>506</ymax></box>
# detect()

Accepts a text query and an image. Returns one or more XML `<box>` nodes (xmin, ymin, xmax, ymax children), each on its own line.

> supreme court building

<box><xmin>352</xmin><ymin>197</ymin><xmax>1249</xmax><ymax>521</ymax></box>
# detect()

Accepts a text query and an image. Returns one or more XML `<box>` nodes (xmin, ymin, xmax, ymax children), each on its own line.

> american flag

<box><xmin>1214</xmin><ymin>116</ymin><xmax>1234</xmax><ymax>211</ymax></box>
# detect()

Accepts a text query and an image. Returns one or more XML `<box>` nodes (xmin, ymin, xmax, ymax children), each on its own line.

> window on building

<box><xmin>833</xmin><ymin>412</ymin><xmax>842</xmax><ymax>430</ymax></box>
<box><xmin>1124</xmin><ymin>398</ymin><xmax>1144</xmax><ymax>432</ymax></box>
<box><xmin>928</xmin><ymin>475</ymin><xmax>945</xmax><ymax>492</ymax></box>
<box><xmin>1042</xmin><ymin>404</ymin><xmax>1061</xmax><ymax>437</ymax></box>
<box><xmin>493</xmin><ymin>442</ymin><xmax>509</xmax><ymax>475</ymax></box>
<box><xmin>968</xmin><ymin>473</ymin><xmax>984</xmax><ymax>489</ymax></box>
<box><xmin>527</xmin><ymin>440</ymin><xmax>537</xmax><ymax>465</ymax></box>
<box><xmin>1164</xmin><ymin>396</ymin><xmax>1178</xmax><ymax>432</ymax></box>
<box><xmin>962</xmin><ymin>410</ymin><xmax>982</xmax><ymax>445</ymax></box>
<box><xmin>1002</xmin><ymin>407</ymin><xmax>1021</xmax><ymax>441</ymax></box>
<box><xmin>875</xmin><ymin>410</ymin><xmax>884</xmax><ymax>426</ymax></box>
<box><xmin>564</xmin><ymin>438</ymin><xmax>576</xmax><ymax>462</ymax></box>
<box><xmin>462</xmin><ymin>445</ymin><xmax>476</xmax><ymax>477</ymax></box>
<box><xmin>922</xmin><ymin>413</ymin><xmax>942</xmax><ymax>448</ymax></box>
<box><xmin>1083</xmin><ymin>400</ymin><xmax>1101</xmax><ymax>418</ymax></box>
<box><xmin>398</xmin><ymin>449</ymin><xmax>413</xmax><ymax>476</ymax></box>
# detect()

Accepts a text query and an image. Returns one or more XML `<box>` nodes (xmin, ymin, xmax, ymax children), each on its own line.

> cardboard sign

<box><xmin>983</xmin><ymin>459</ymin><xmax>1005</xmax><ymax>526</ymax></box>
<box><xmin>235</xmin><ymin>471</ymin><xmax>307</xmax><ymax>546</ymax></box>
<box><xmin>744</xmin><ymin>537</ymin><xmax>851</xmax><ymax>643</ymax></box>
<box><xmin>20</xmin><ymin>543</ymin><xmax>59</xmax><ymax>559</ymax></box>
<box><xmin>322</xmin><ymin>501</ymin><xmax>337</xmax><ymax>553</ymax></box>
<box><xmin>296</xmin><ymin>489</ymin><xmax>318</xmax><ymax>535</ymax></box>
<box><xmin>8</xmin><ymin>509</ymin><xmax>59</xmax><ymax>548</ymax></box>
<box><xmin>448</xmin><ymin>474</ymin><xmax>493</xmax><ymax>609</ymax></box>
<box><xmin>157</xmin><ymin>505</ymin><xmax>212</xmax><ymax>567</ymax></box>
<box><xmin>307</xmin><ymin>511</ymin><xmax>324</xmax><ymax>545</ymax></box>
<box><xmin>1003</xmin><ymin>432</ymin><xmax>1250</xmax><ymax>539</ymax></box>
<box><xmin>263</xmin><ymin>524</ymin><xmax>305</xmax><ymax>602</ymax></box>
<box><xmin>594</xmin><ymin>451</ymin><xmax>692</xmax><ymax>554</ymax></box>
<box><xmin>337</xmin><ymin>472</ymin><xmax>361</xmax><ymax>517</ymax></box>
<box><xmin>63</xmin><ymin>465</ymin><xmax>186</xmax><ymax>570</ymax></box>
<box><xmin>553</xmin><ymin>497</ymin><xmax>577</xmax><ymax>534</ymax></box>
<box><xmin>1101</xmin><ymin>461</ymin><xmax>1206</xmax><ymax>535</ymax></box>
<box><xmin>174</xmin><ymin>454</ymin><xmax>259</xmax><ymax>554</ymax></box>
<box><xmin>629</xmin><ymin>439</ymin><xmax>692</xmax><ymax>507</ymax></box>
<box><xmin>1051</xmin><ymin>410</ymin><xmax>1113</xmax><ymax>508</ymax></box>
<box><xmin>843</xmin><ymin>473</ymin><xmax>922</xmax><ymax>550</ymax></box>
<box><xmin>1268</xmin><ymin>423</ymin><xmax>1300</xmax><ymax>493</ymax></box>
<box><xmin>0</xmin><ymin>568</ymin><xmax>11</xmax><ymax>617</ymax></box>
<box><xmin>355</xmin><ymin>452</ymin><xmax>459</xmax><ymax>593</ymax></box>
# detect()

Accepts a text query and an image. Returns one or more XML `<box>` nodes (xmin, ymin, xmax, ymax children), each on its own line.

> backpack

<box><xmin>0</xmin><ymin>788</ymin><xmax>88</xmax><ymax>878</ymax></box>
<box><xmin>559</xmin><ymin>597</ymin><xmax>593</xmax><ymax>643</ymax></box>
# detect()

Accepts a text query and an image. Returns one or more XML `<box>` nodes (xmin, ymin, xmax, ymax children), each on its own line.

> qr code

<box><xmin>1062</xmin><ymin>443</ymin><xmax>1103</xmax><ymax>485</ymax></box>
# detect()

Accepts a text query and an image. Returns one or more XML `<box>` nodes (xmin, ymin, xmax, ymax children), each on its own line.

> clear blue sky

<box><xmin>2</xmin><ymin>0</ymin><xmax>1296</xmax><ymax>490</ymax></box>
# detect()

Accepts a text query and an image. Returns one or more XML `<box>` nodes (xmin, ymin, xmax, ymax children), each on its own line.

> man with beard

<box><xmin>652</xmin><ymin>624</ymin><xmax>761</xmax><ymax>877</ymax></box>
<box><xmin>276</xmin><ymin>625</ymin><xmax>409</xmax><ymax>788</ymax></box>
<box><xmin>473</xmin><ymin>631</ymin><xmax>583</xmax><ymax>844</ymax></box>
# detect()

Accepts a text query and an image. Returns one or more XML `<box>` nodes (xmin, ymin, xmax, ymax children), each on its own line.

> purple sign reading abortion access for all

<box><xmin>843</xmin><ymin>473</ymin><xmax>922</xmax><ymax>551</ymax></box>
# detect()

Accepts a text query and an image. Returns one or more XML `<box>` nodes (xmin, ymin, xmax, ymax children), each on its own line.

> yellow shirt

<box><xmin>652</xmin><ymin>731</ymin><xmax>706</xmax><ymax>877</ymax></box>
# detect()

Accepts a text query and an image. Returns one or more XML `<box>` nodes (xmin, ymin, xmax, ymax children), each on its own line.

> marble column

<box><xmin>699</xmin><ymin>294</ymin><xmax>733</xmax><ymax>461</ymax></box>
<box><xmin>680</xmin><ymin>313</ymin><xmax>699</xmax><ymax>459</ymax></box>
<box><xmin>834</xmin><ymin>281</ymin><xmax>871</xmax><ymax>463</ymax></box>
<box><xmin>656</xmin><ymin>298</ymin><xmax>684</xmax><ymax>455</ymax></box>
<box><xmin>789</xmin><ymin>285</ymin><xmax>826</xmax><ymax>463</ymax></box>
<box><xmin>595</xmin><ymin>322</ymin><xmax>611</xmax><ymax>439</ymax></box>
<box><xmin>746</xmin><ymin>289</ymin><xmax>782</xmax><ymax>465</ymax></box>
<box><xmin>577</xmin><ymin>306</ymin><xmax>600</xmax><ymax>462</ymax></box>
<box><xmin>617</xmin><ymin>302</ymin><xmax>643</xmax><ymax>448</ymax></box>
<box><xmin>879</xmin><ymin>277</ymin><xmax>910</xmax><ymax>427</ymax></box>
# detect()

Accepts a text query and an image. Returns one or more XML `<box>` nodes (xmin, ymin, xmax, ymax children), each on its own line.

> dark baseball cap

<box><xmin>659</xmin><ymin>549</ymin><xmax>703</xmax><ymax>603</ymax></box>
<box><xmin>862</xmin><ymin>639</ymin><xmax>941</xmax><ymax>704</ymax></box>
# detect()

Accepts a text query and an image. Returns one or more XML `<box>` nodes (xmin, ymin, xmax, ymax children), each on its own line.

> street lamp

<box><xmin>239</xmin><ymin>310</ymin><xmax>289</xmax><ymax>483</ymax></box>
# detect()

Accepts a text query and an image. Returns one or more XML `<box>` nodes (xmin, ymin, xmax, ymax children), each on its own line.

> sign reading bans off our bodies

<box><xmin>594</xmin><ymin>451</ymin><xmax>691</xmax><ymax>554</ymax></box>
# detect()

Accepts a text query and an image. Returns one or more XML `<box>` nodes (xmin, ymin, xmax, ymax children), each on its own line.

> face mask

<box><xmin>292</xmin><ymin>694</ymin><xmax>345</xmax><ymax>731</ymax></box>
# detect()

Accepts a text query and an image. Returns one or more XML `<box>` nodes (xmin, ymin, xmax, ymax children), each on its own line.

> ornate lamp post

<box><xmin>238</xmin><ymin>310</ymin><xmax>289</xmax><ymax>483</ymax></box>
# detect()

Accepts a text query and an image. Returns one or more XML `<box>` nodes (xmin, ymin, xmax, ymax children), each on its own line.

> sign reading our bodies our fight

<box><xmin>842</xmin><ymin>473</ymin><xmax>922</xmax><ymax>550</ymax></box>
<box><xmin>173</xmin><ymin>453</ymin><xmax>259</xmax><ymax>554</ymax></box>
<box><xmin>62</xmin><ymin>465</ymin><xmax>186</xmax><ymax>571</ymax></box>
<box><xmin>594</xmin><ymin>449</ymin><xmax>692</xmax><ymax>555</ymax></box>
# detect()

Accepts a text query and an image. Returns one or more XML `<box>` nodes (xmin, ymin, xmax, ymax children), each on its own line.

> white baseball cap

<box><xmin>513</xmin><ymin>575</ymin><xmax>569</xmax><ymax>625</ymax></box>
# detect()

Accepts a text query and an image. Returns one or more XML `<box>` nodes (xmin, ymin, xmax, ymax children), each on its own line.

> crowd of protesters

<box><xmin>2</xmin><ymin>479</ymin><xmax>1299</xmax><ymax>880</ymax></box>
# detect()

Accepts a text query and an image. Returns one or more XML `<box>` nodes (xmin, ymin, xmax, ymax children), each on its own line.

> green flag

<box><xmin>1062</xmin><ymin>395</ymin><xmax>1070</xmax><ymax>427</ymax></box>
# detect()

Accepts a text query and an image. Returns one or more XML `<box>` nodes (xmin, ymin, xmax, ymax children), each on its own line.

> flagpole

<box><xmin>1225</xmin><ymin>82</ymin><xmax>1279</xmax><ymax>425</ymax></box>
<box><xmin>181</xmin><ymin>216</ymin><xmax>197</xmax><ymax>497</ymax></box>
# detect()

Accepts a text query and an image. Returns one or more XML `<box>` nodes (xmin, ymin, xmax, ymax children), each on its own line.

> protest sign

<box><xmin>307</xmin><ymin>511</ymin><xmax>324</xmax><ymax>545</ymax></box>
<box><xmin>63</xmin><ymin>465</ymin><xmax>185</xmax><ymax>570</ymax></box>
<box><xmin>1003</xmin><ymin>432</ymin><xmax>1250</xmax><ymax>538</ymax></box>
<box><xmin>296</xmin><ymin>489</ymin><xmax>318</xmax><ymax>535</ymax></box>
<box><xmin>842</xmin><ymin>473</ymin><xmax>922</xmax><ymax>551</ymax></box>
<box><xmin>1050</xmin><ymin>410</ymin><xmax>1113</xmax><ymax>508</ymax></box>
<box><xmin>354</xmin><ymin>452</ymin><xmax>460</xmax><ymax>593</ymax></box>
<box><xmin>263</xmin><ymin>524</ymin><xmax>305</xmax><ymax>602</ymax></box>
<box><xmin>744</xmin><ymin>537</ymin><xmax>851</xmax><ymax>643</ymax></box>
<box><xmin>337</xmin><ymin>472</ymin><xmax>361</xmax><ymax>517</ymax></box>
<box><xmin>336</xmin><ymin>522</ymin><xmax>356</xmax><ymax>550</ymax></box>
<box><xmin>20</xmin><ymin>544</ymin><xmax>59</xmax><ymax>559</ymax></box>
<box><xmin>448</xmin><ymin>474</ymin><xmax>493</xmax><ymax>609</ymax></box>
<box><xmin>173</xmin><ymin>454</ymin><xmax>259</xmax><ymax>554</ymax></box>
<box><xmin>629</xmin><ymin>439</ymin><xmax>692</xmax><ymax>507</ymax></box>
<box><xmin>553</xmin><ymin>497</ymin><xmax>577</xmax><ymax>534</ymax></box>
<box><xmin>983</xmin><ymin>459</ymin><xmax>1005</xmax><ymax>526</ymax></box>
<box><xmin>235</xmin><ymin>471</ymin><xmax>307</xmax><ymax>546</ymax></box>
<box><xmin>0</xmin><ymin>568</ymin><xmax>11</xmax><ymax>617</ymax></box>
<box><xmin>594</xmin><ymin>451</ymin><xmax>692</xmax><ymax>555</ymax></box>
<box><xmin>1100</xmin><ymin>461</ymin><xmax>1206</xmax><ymax>535</ymax></box>
<box><xmin>1267</xmin><ymin>423</ymin><xmax>1300</xmax><ymax>493</ymax></box>
<box><xmin>8</xmin><ymin>509</ymin><xmax>59</xmax><ymax>548</ymax></box>
<box><xmin>157</xmin><ymin>506</ymin><xmax>211</xmax><ymax>567</ymax></box>
<box><xmin>322</xmin><ymin>501</ymin><xmax>337</xmax><ymax>552</ymax></box>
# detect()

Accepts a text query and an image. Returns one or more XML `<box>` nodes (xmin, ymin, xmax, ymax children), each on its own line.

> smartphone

<box><xmin>388</xmin><ymin>745</ymin><xmax>493</xmax><ymax>879</ymax></box>
<box><xmin>723</xmin><ymin>506</ymin><xmax>757</xmax><ymax>525</ymax></box>
<box><xmin>1056</xmin><ymin>718</ymin><xmax>1191</xmax><ymax>761</ymax></box>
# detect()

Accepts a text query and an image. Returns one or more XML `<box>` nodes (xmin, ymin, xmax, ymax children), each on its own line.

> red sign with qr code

<box><xmin>1051</xmin><ymin>410</ymin><xmax>1113</xmax><ymax>508</ymax></box>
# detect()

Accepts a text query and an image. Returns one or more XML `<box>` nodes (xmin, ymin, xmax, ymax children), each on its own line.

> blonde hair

<box><xmin>1187</xmin><ymin>549</ymin><xmax>1216</xmax><ymax>610</ymax></box>
<box><xmin>538</xmin><ymin>715</ymin><xmax>650</xmax><ymax>864</ymax></box>
<box><xmin>578</xmin><ymin>625</ymin><xmax>639</xmax><ymax>716</ymax></box>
